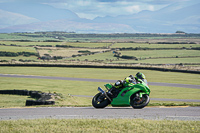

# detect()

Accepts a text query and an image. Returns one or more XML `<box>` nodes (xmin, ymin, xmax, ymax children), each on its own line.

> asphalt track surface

<box><xmin>0</xmin><ymin>107</ymin><xmax>200</xmax><ymax>121</ymax></box>
<box><xmin>1</xmin><ymin>73</ymin><xmax>200</xmax><ymax>102</ymax></box>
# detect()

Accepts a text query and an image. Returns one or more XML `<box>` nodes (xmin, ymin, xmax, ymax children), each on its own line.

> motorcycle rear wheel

<box><xmin>130</xmin><ymin>93</ymin><xmax>150</xmax><ymax>109</ymax></box>
<box><xmin>92</xmin><ymin>92</ymin><xmax>110</xmax><ymax>108</ymax></box>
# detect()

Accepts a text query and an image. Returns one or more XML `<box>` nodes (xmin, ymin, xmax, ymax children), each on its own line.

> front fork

<box><xmin>98</xmin><ymin>87</ymin><xmax>112</xmax><ymax>102</ymax></box>
<box><xmin>139</xmin><ymin>92</ymin><xmax>146</xmax><ymax>98</ymax></box>
<box><xmin>135</xmin><ymin>92</ymin><xmax>146</xmax><ymax>100</ymax></box>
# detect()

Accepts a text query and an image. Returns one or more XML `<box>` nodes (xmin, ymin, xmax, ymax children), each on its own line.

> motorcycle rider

<box><xmin>114</xmin><ymin>72</ymin><xmax>147</xmax><ymax>89</ymax></box>
<box><xmin>109</xmin><ymin>72</ymin><xmax>147</xmax><ymax>98</ymax></box>
<box><xmin>131</xmin><ymin>72</ymin><xmax>148</xmax><ymax>85</ymax></box>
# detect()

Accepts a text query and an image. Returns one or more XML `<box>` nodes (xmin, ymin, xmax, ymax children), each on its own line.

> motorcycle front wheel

<box><xmin>130</xmin><ymin>93</ymin><xmax>150</xmax><ymax>109</ymax></box>
<box><xmin>92</xmin><ymin>92</ymin><xmax>111</xmax><ymax>108</ymax></box>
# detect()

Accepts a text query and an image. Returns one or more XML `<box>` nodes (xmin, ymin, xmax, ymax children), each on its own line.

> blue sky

<box><xmin>0</xmin><ymin>0</ymin><xmax>199</xmax><ymax>19</ymax></box>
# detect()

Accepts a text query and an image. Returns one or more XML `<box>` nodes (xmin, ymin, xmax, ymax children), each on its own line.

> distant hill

<box><xmin>0</xmin><ymin>9</ymin><xmax>39</xmax><ymax>29</ymax></box>
<box><xmin>93</xmin><ymin>3</ymin><xmax>200</xmax><ymax>33</ymax></box>
<box><xmin>0</xmin><ymin>2</ymin><xmax>78</xmax><ymax>21</ymax></box>
<box><xmin>0</xmin><ymin>19</ymin><xmax>135</xmax><ymax>33</ymax></box>
<box><xmin>0</xmin><ymin>2</ymin><xmax>199</xmax><ymax>33</ymax></box>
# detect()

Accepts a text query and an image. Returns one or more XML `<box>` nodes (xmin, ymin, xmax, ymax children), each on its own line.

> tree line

<box><xmin>0</xmin><ymin>51</ymin><xmax>39</xmax><ymax>57</ymax></box>
<box><xmin>13</xmin><ymin>32</ymin><xmax>200</xmax><ymax>39</ymax></box>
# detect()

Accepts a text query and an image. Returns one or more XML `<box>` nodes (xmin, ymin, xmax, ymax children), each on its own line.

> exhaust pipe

<box><xmin>98</xmin><ymin>87</ymin><xmax>112</xmax><ymax>102</ymax></box>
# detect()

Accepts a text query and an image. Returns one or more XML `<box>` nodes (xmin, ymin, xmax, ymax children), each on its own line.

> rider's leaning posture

<box><xmin>92</xmin><ymin>72</ymin><xmax>151</xmax><ymax>109</ymax></box>
<box><xmin>113</xmin><ymin>72</ymin><xmax>148</xmax><ymax>91</ymax></box>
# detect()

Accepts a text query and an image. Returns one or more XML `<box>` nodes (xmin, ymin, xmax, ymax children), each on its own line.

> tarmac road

<box><xmin>0</xmin><ymin>106</ymin><xmax>200</xmax><ymax>121</ymax></box>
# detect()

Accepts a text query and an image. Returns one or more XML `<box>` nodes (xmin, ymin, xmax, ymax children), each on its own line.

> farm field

<box><xmin>0</xmin><ymin>41</ymin><xmax>61</xmax><ymax>46</ymax></box>
<box><xmin>112</xmin><ymin>57</ymin><xmax>200</xmax><ymax>64</ymax></box>
<box><xmin>111</xmin><ymin>43</ymin><xmax>200</xmax><ymax>48</ymax></box>
<box><xmin>0</xmin><ymin>45</ymin><xmax>36</xmax><ymax>53</ymax></box>
<box><xmin>0</xmin><ymin>32</ymin><xmax>200</xmax><ymax>71</ymax></box>
<box><xmin>69</xmin><ymin>49</ymin><xmax>200</xmax><ymax>63</ymax></box>
<box><xmin>37</xmin><ymin>47</ymin><xmax>108</xmax><ymax>57</ymax></box>
<box><xmin>0</xmin><ymin>40</ymin><xmax>200</xmax><ymax>69</ymax></box>
<box><xmin>0</xmin><ymin>33</ymin><xmax>199</xmax><ymax>107</ymax></box>
<box><xmin>119</xmin><ymin>50</ymin><xmax>200</xmax><ymax>58</ymax></box>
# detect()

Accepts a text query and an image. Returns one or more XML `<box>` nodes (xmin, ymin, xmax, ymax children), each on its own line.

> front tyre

<box><xmin>130</xmin><ymin>93</ymin><xmax>150</xmax><ymax>109</ymax></box>
<box><xmin>92</xmin><ymin>93</ymin><xmax>110</xmax><ymax>108</ymax></box>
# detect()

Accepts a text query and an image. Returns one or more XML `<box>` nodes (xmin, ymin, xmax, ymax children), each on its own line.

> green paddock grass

<box><xmin>65</xmin><ymin>50</ymin><xmax>200</xmax><ymax>65</ymax></box>
<box><xmin>1</xmin><ymin>76</ymin><xmax>199</xmax><ymax>99</ymax></box>
<box><xmin>150</xmin><ymin>86</ymin><xmax>200</xmax><ymax>100</ymax></box>
<box><xmin>120</xmin><ymin>50</ymin><xmax>200</xmax><ymax>59</ymax></box>
<box><xmin>0</xmin><ymin>41</ymin><xmax>62</xmax><ymax>46</ymax></box>
<box><xmin>37</xmin><ymin>48</ymin><xmax>108</xmax><ymax>57</ymax></box>
<box><xmin>1</xmin><ymin>41</ymin><xmax>200</xmax><ymax>48</ymax></box>
<box><xmin>111</xmin><ymin>57</ymin><xmax>200</xmax><ymax>64</ymax></box>
<box><xmin>0</xmin><ymin>95</ymin><xmax>30</xmax><ymax>108</ymax></box>
<box><xmin>0</xmin><ymin>74</ymin><xmax>200</xmax><ymax>108</ymax></box>
<box><xmin>62</xmin><ymin>42</ymin><xmax>112</xmax><ymax>48</ymax></box>
<box><xmin>0</xmin><ymin>41</ymin><xmax>199</xmax><ymax>67</ymax></box>
<box><xmin>66</xmin><ymin>51</ymin><xmax>116</xmax><ymax>61</ymax></box>
<box><xmin>0</xmin><ymin>77</ymin><xmax>100</xmax><ymax>108</ymax></box>
<box><xmin>0</xmin><ymin>56</ymin><xmax>39</xmax><ymax>61</ymax></box>
<box><xmin>111</xmin><ymin>43</ymin><xmax>200</xmax><ymax>49</ymax></box>
<box><xmin>149</xmin><ymin>100</ymin><xmax>200</xmax><ymax>106</ymax></box>
<box><xmin>0</xmin><ymin>33</ymin><xmax>58</xmax><ymax>41</ymax></box>
<box><xmin>0</xmin><ymin>46</ymin><xmax>37</xmax><ymax>53</ymax></box>
<box><xmin>0</xmin><ymin>67</ymin><xmax>199</xmax><ymax>85</ymax></box>
<box><xmin>0</xmin><ymin>119</ymin><xmax>199</xmax><ymax>133</ymax></box>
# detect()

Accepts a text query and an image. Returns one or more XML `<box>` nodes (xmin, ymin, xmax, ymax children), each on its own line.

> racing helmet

<box><xmin>135</xmin><ymin>72</ymin><xmax>145</xmax><ymax>80</ymax></box>
<box><xmin>125</xmin><ymin>77</ymin><xmax>133</xmax><ymax>84</ymax></box>
<box><xmin>114</xmin><ymin>80</ymin><xmax>123</xmax><ymax>88</ymax></box>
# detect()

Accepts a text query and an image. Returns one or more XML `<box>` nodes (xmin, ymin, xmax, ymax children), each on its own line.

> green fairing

<box><xmin>104</xmin><ymin>83</ymin><xmax>113</xmax><ymax>90</ymax></box>
<box><xmin>111</xmin><ymin>81</ymin><xmax>150</xmax><ymax>107</ymax></box>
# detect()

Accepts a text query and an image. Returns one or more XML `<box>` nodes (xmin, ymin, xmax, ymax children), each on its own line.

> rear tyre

<box><xmin>92</xmin><ymin>93</ymin><xmax>110</xmax><ymax>108</ymax></box>
<box><xmin>130</xmin><ymin>93</ymin><xmax>150</xmax><ymax>109</ymax></box>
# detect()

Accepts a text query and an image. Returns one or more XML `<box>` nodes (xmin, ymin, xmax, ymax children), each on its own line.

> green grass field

<box><xmin>0</xmin><ymin>45</ymin><xmax>37</xmax><ymax>53</ymax></box>
<box><xmin>0</xmin><ymin>67</ymin><xmax>199</xmax><ymax>108</ymax></box>
<box><xmin>0</xmin><ymin>33</ymin><xmax>58</xmax><ymax>41</ymax></box>
<box><xmin>120</xmin><ymin>50</ymin><xmax>200</xmax><ymax>58</ymax></box>
<box><xmin>0</xmin><ymin>67</ymin><xmax>199</xmax><ymax>84</ymax></box>
<box><xmin>111</xmin><ymin>43</ymin><xmax>200</xmax><ymax>48</ymax></box>
<box><xmin>0</xmin><ymin>56</ymin><xmax>39</xmax><ymax>61</ymax></box>
<box><xmin>66</xmin><ymin>51</ymin><xmax>116</xmax><ymax>62</ymax></box>
<box><xmin>111</xmin><ymin>57</ymin><xmax>200</xmax><ymax>64</ymax></box>
<box><xmin>0</xmin><ymin>41</ymin><xmax>62</xmax><ymax>46</ymax></box>
<box><xmin>0</xmin><ymin>119</ymin><xmax>199</xmax><ymax>133</ymax></box>
<box><xmin>62</xmin><ymin>42</ymin><xmax>112</xmax><ymax>48</ymax></box>
<box><xmin>66</xmin><ymin>50</ymin><xmax>200</xmax><ymax>64</ymax></box>
<box><xmin>0</xmin><ymin>41</ymin><xmax>199</xmax><ymax>68</ymax></box>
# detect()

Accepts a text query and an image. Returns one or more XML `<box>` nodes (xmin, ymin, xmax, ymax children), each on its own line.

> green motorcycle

<box><xmin>92</xmin><ymin>79</ymin><xmax>151</xmax><ymax>109</ymax></box>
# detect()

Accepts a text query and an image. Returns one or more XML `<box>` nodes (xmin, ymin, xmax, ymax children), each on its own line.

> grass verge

<box><xmin>0</xmin><ymin>67</ymin><xmax>199</xmax><ymax>108</ymax></box>
<box><xmin>0</xmin><ymin>76</ymin><xmax>200</xmax><ymax>108</ymax></box>
<box><xmin>0</xmin><ymin>67</ymin><xmax>199</xmax><ymax>85</ymax></box>
<box><xmin>0</xmin><ymin>119</ymin><xmax>199</xmax><ymax>133</ymax></box>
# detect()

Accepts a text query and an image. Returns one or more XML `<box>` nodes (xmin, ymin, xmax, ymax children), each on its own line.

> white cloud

<box><xmin>125</xmin><ymin>5</ymin><xmax>141</xmax><ymax>14</ymax></box>
<box><xmin>47</xmin><ymin>1</ymin><xmax>156</xmax><ymax>19</ymax></box>
<box><xmin>148</xmin><ymin>5</ymin><xmax>155</xmax><ymax>11</ymax></box>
